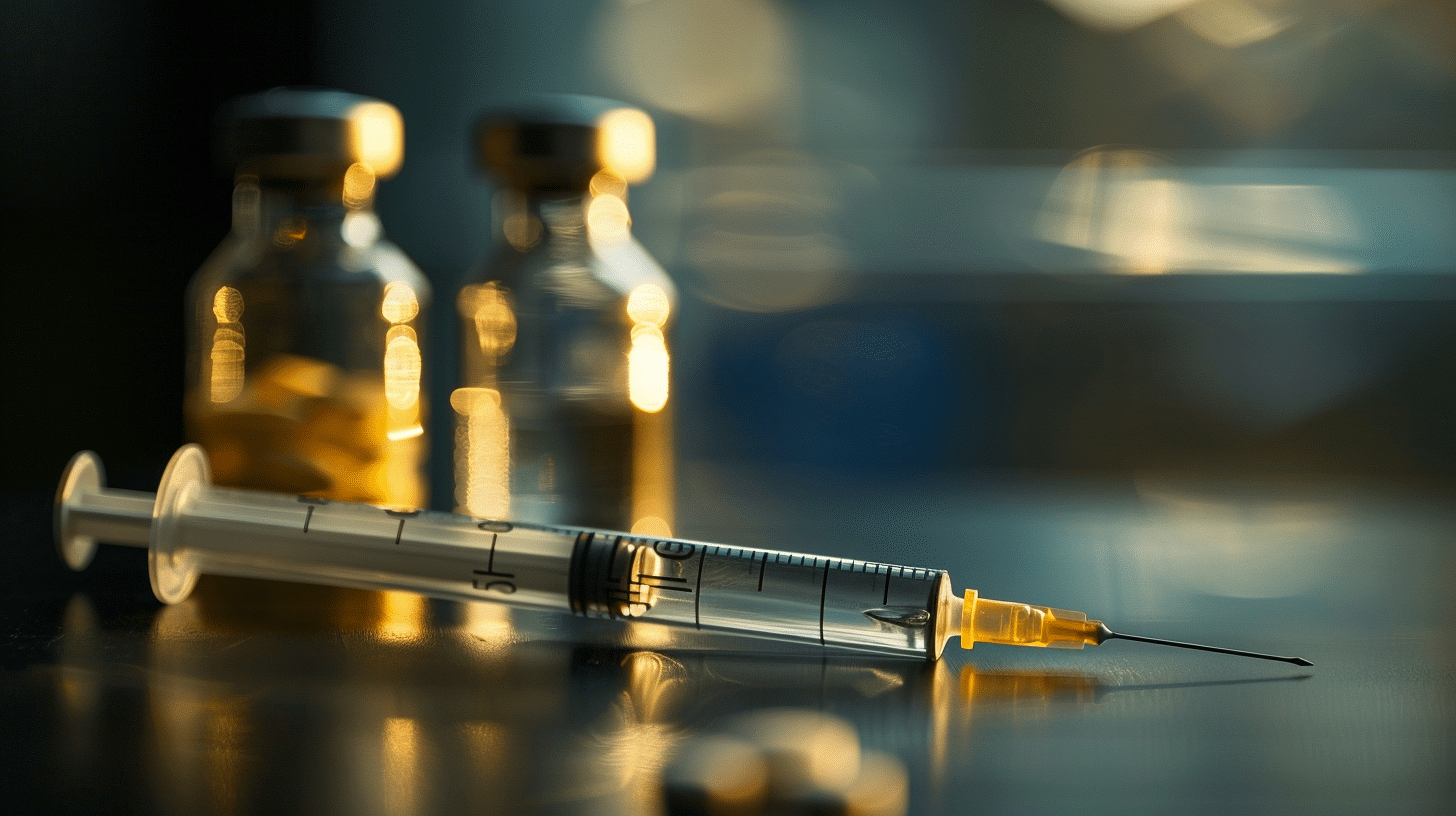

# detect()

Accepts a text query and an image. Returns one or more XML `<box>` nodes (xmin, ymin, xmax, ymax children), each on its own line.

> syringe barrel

<box><xmin>71</xmin><ymin>445</ymin><xmax>956</xmax><ymax>659</ymax></box>
<box><xmin>570</xmin><ymin>535</ymin><xmax>953</xmax><ymax>659</ymax></box>
<box><xmin>149</xmin><ymin>446</ymin><xmax>576</xmax><ymax>610</ymax></box>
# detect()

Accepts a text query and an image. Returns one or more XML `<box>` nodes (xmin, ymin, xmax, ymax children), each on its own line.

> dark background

<box><xmin>4</xmin><ymin>1</ymin><xmax>317</xmax><ymax>491</ymax></box>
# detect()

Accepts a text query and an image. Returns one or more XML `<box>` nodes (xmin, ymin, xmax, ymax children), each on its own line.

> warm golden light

<box><xmin>378</xmin><ymin>428</ymin><xmax>427</xmax><ymax>508</ymax></box>
<box><xmin>193</xmin><ymin>282</ymin><xmax>427</xmax><ymax>506</ymax></box>
<box><xmin>958</xmin><ymin>666</ymin><xmax>1101</xmax><ymax>707</ymax></box>
<box><xmin>595</xmin><ymin>0</ymin><xmax>795</xmax><ymax>124</ymax></box>
<box><xmin>374</xmin><ymin>251</ymin><xmax>419</xmax><ymax>287</ymax></box>
<box><xmin>449</xmin><ymin>386</ymin><xmax>499</xmax><ymax>414</ymax></box>
<box><xmin>1043</xmin><ymin>0</ymin><xmax>1199</xmax><ymax>32</ymax></box>
<box><xmin>664</xmin><ymin>736</ymin><xmax>770</xmax><ymax>811</ymax></box>
<box><xmin>631</xmin><ymin>516</ymin><xmax>673</xmax><ymax>538</ymax></box>
<box><xmin>1033</xmin><ymin>147</ymin><xmax>1363</xmax><ymax>274</ymax></box>
<box><xmin>212</xmin><ymin>286</ymin><xmax>244</xmax><ymax>323</ymax></box>
<box><xmin>342</xmin><ymin>211</ymin><xmax>382</xmax><ymax>247</ymax></box>
<box><xmin>632</xmin><ymin>400</ymin><xmax>675</xmax><ymax>535</ymax></box>
<box><xmin>625</xmin><ymin>282</ymin><xmax>674</xmax><ymax>528</ymax></box>
<box><xmin>1035</xmin><ymin>148</ymin><xmax>1172</xmax><ymax>266</ymax></box>
<box><xmin>588</xmin><ymin>657</ymin><xmax>686</xmax><ymax>808</ymax></box>
<box><xmin>256</xmin><ymin>353</ymin><xmax>336</xmax><ymax>401</ymax></box>
<box><xmin>378</xmin><ymin>591</ymin><xmax>427</xmax><ymax>643</ymax></box>
<box><xmin>380</xmin><ymin>282</ymin><xmax>419</xmax><ymax>324</ymax></box>
<box><xmin>383</xmin><ymin>328</ymin><xmax>422</xmax><ymax>410</ymax></box>
<box><xmin>56</xmin><ymin>596</ymin><xmax>101</xmax><ymax>720</ymax></box>
<box><xmin>1131</xmin><ymin>481</ymin><xmax>1343</xmax><ymax>599</ymax></box>
<box><xmin>626</xmin><ymin>283</ymin><xmax>670</xmax><ymax>327</ymax></box>
<box><xmin>459</xmin><ymin>282</ymin><xmax>517</xmax><ymax>360</ymax></box>
<box><xmin>349</xmin><ymin>101</ymin><xmax>404</xmax><ymax>178</ymax></box>
<box><xmin>452</xmin><ymin>387</ymin><xmax>510</xmax><ymax>517</ymax></box>
<box><xmin>725</xmin><ymin>709</ymin><xmax>862</xmax><ymax>794</ymax></box>
<box><xmin>459</xmin><ymin>602</ymin><xmax>514</xmax><ymax>648</ymax></box>
<box><xmin>589</xmin><ymin>170</ymin><xmax>629</xmax><ymax>199</ymax></box>
<box><xmin>586</xmin><ymin>193</ymin><xmax>632</xmax><ymax>240</ymax></box>
<box><xmin>1103</xmin><ymin>177</ymin><xmax>1180</xmax><ymax>275</ymax></box>
<box><xmin>628</xmin><ymin>324</ymin><xmax>670</xmax><ymax>413</ymax></box>
<box><xmin>342</xmin><ymin>162</ymin><xmax>376</xmax><ymax>209</ymax></box>
<box><xmin>205</xmin><ymin>704</ymin><xmax>248</xmax><ymax>813</ymax></box>
<box><xmin>273</xmin><ymin>216</ymin><xmax>307</xmax><ymax>246</ymax></box>
<box><xmin>1178</xmin><ymin>0</ymin><xmax>1294</xmax><ymax>48</ymax></box>
<box><xmin>628</xmin><ymin>313</ymin><xmax>672</xmax><ymax>527</ymax></box>
<box><xmin>208</xmin><ymin>333</ymin><xmax>245</xmax><ymax>404</ymax></box>
<box><xmin>597</xmin><ymin>108</ymin><xmax>656</xmax><ymax>183</ymax></box>
<box><xmin>382</xmin><ymin>716</ymin><xmax>420</xmax><ymax>816</ymax></box>
<box><xmin>838</xmin><ymin>753</ymin><xmax>909</xmax><ymax>816</ymax></box>
<box><xmin>502</xmin><ymin>212</ymin><xmax>542</xmax><ymax>250</ymax></box>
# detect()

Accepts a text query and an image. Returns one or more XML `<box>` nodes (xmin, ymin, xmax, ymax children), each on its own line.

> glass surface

<box><xmin>456</xmin><ymin>189</ymin><xmax>676</xmax><ymax>532</ymax></box>
<box><xmin>10</xmin><ymin>466</ymin><xmax>1455</xmax><ymax>815</ymax></box>
<box><xmin>186</xmin><ymin>170</ymin><xmax>430</xmax><ymax>506</ymax></box>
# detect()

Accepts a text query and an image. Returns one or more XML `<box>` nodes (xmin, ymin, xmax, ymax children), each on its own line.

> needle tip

<box><xmin>1105</xmin><ymin>630</ymin><xmax>1313</xmax><ymax>667</ymax></box>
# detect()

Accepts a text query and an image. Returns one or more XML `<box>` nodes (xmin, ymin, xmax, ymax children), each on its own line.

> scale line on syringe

<box><xmin>383</xmin><ymin>509</ymin><xmax>420</xmax><ymax>546</ymax></box>
<box><xmin>819</xmin><ymin>558</ymin><xmax>831</xmax><ymax>646</ymax></box>
<box><xmin>694</xmin><ymin>547</ymin><xmax>706</xmax><ymax>629</ymax></box>
<box><xmin>470</xmin><ymin>533</ymin><xmax>516</xmax><ymax>593</ymax></box>
<box><xmin>635</xmin><ymin>576</ymin><xmax>690</xmax><ymax>592</ymax></box>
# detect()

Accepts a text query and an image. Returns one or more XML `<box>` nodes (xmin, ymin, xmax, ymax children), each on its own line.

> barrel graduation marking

<box><xmin>384</xmin><ymin>508</ymin><xmax>420</xmax><ymax>546</ymax></box>
<box><xmin>297</xmin><ymin>495</ymin><xmax>328</xmax><ymax>533</ymax></box>
<box><xmin>471</xmin><ymin>524</ymin><xmax>516</xmax><ymax>593</ymax></box>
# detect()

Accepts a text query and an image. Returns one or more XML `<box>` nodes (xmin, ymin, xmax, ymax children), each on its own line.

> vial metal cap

<box><xmin>475</xmin><ymin>94</ymin><xmax>655</xmax><ymax>191</ymax></box>
<box><xmin>219</xmin><ymin>87</ymin><xmax>404</xmax><ymax>178</ymax></box>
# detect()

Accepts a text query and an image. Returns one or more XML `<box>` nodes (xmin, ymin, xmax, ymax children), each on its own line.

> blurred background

<box><xmin>5</xmin><ymin>5</ymin><xmax>1456</xmax><ymax>813</ymax></box>
<box><xmin>5</xmin><ymin>0</ymin><xmax>1456</xmax><ymax>501</ymax></box>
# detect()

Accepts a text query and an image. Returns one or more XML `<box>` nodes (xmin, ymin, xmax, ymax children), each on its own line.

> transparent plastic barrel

<box><xmin>569</xmin><ymin>534</ymin><xmax>951</xmax><ymax>659</ymax></box>
<box><xmin>78</xmin><ymin>445</ymin><xmax>951</xmax><ymax>659</ymax></box>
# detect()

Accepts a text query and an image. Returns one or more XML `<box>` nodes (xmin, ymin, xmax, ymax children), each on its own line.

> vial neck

<box><xmin>534</xmin><ymin>190</ymin><xmax>591</xmax><ymax>237</ymax></box>
<box><xmin>232</xmin><ymin>166</ymin><xmax>378</xmax><ymax>235</ymax></box>
<box><xmin>497</xmin><ymin>186</ymin><xmax>633</xmax><ymax>252</ymax></box>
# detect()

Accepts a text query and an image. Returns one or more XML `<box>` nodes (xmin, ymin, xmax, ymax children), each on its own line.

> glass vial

<box><xmin>185</xmin><ymin>88</ymin><xmax>430</xmax><ymax>507</ymax></box>
<box><xmin>456</xmin><ymin>95</ymin><xmax>675</xmax><ymax>533</ymax></box>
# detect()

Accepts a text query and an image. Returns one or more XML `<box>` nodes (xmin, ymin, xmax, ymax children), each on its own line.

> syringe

<box><xmin>55</xmin><ymin>445</ymin><xmax>1311</xmax><ymax>665</ymax></box>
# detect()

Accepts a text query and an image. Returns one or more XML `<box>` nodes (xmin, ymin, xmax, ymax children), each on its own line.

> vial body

<box><xmin>456</xmin><ymin>193</ymin><xmax>674</xmax><ymax>531</ymax></box>
<box><xmin>185</xmin><ymin>91</ymin><xmax>429</xmax><ymax>506</ymax></box>
<box><xmin>455</xmin><ymin>96</ymin><xmax>674</xmax><ymax>533</ymax></box>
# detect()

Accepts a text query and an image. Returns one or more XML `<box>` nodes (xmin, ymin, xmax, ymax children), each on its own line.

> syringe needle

<box><xmin>959</xmin><ymin>593</ymin><xmax>1311</xmax><ymax>666</ymax></box>
<box><xmin>57</xmin><ymin>447</ymin><xmax>1318</xmax><ymax>665</ymax></box>
<box><xmin>1099</xmin><ymin>626</ymin><xmax>1313</xmax><ymax>666</ymax></box>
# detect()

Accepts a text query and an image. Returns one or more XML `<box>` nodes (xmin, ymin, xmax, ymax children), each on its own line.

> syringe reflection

<box><xmin>46</xmin><ymin>579</ymin><xmax>1315</xmax><ymax>814</ymax></box>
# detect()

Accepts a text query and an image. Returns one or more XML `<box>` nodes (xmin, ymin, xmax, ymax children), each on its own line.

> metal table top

<box><xmin>3</xmin><ymin>466</ymin><xmax>1452</xmax><ymax>814</ymax></box>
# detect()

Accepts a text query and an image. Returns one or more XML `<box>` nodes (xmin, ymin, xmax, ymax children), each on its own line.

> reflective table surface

<box><xmin>3</xmin><ymin>466</ymin><xmax>1453</xmax><ymax>814</ymax></box>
